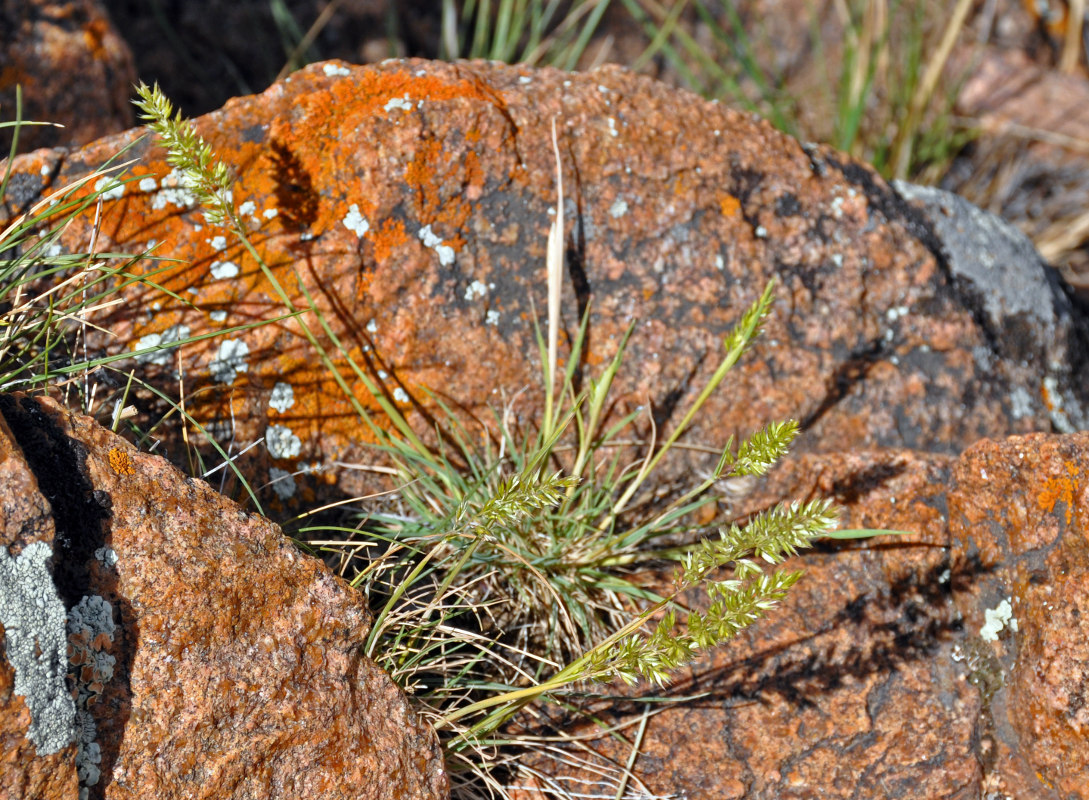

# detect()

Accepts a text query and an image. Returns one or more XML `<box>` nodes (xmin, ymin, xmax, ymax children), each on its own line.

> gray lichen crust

<box><xmin>894</xmin><ymin>180</ymin><xmax>1089</xmax><ymax>432</ymax></box>
<box><xmin>0</xmin><ymin>541</ymin><xmax>76</xmax><ymax>754</ymax></box>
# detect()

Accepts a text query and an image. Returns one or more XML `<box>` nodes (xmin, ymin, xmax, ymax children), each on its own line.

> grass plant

<box><xmin>439</xmin><ymin>0</ymin><xmax>614</xmax><ymax>68</ymax></box>
<box><xmin>616</xmin><ymin>0</ymin><xmax>978</xmax><ymax>181</ymax></box>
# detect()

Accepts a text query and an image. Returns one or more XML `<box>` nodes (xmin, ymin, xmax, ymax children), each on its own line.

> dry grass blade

<box><xmin>1060</xmin><ymin>0</ymin><xmax>1085</xmax><ymax>74</ymax></box>
<box><xmin>544</xmin><ymin>115</ymin><xmax>564</xmax><ymax>437</ymax></box>
<box><xmin>890</xmin><ymin>0</ymin><xmax>973</xmax><ymax>178</ymax></box>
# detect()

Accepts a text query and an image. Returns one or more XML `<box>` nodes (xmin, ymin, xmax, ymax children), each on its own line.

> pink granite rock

<box><xmin>0</xmin><ymin>393</ymin><xmax>447</xmax><ymax>800</ymax></box>
<box><xmin>949</xmin><ymin>433</ymin><xmax>1089</xmax><ymax>798</ymax></box>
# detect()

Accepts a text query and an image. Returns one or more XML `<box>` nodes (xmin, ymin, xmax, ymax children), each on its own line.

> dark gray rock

<box><xmin>894</xmin><ymin>180</ymin><xmax>1089</xmax><ymax>432</ymax></box>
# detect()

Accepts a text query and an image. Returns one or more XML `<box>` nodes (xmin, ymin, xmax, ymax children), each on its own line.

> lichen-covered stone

<box><xmin>0</xmin><ymin>394</ymin><xmax>447</xmax><ymax>800</ymax></box>
<box><xmin>3</xmin><ymin>59</ymin><xmax>1084</xmax><ymax>513</ymax></box>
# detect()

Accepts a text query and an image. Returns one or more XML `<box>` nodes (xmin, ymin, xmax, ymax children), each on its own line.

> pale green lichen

<box><xmin>0</xmin><ymin>542</ymin><xmax>76</xmax><ymax>754</ymax></box>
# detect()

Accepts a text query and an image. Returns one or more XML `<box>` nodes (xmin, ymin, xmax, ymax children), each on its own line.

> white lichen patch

<box><xmin>208</xmin><ymin>235</ymin><xmax>228</xmax><ymax>251</ymax></box>
<box><xmin>263</xmin><ymin>207</ymin><xmax>279</xmax><ymax>219</ymax></box>
<box><xmin>418</xmin><ymin>224</ymin><xmax>455</xmax><ymax>266</ymax></box>
<box><xmin>464</xmin><ymin>280</ymin><xmax>488</xmax><ymax>301</ymax></box>
<box><xmin>519</xmin><ymin>75</ymin><xmax>533</xmax><ymax>84</ymax></box>
<box><xmin>239</xmin><ymin>200</ymin><xmax>256</xmax><ymax>217</ymax></box>
<box><xmin>343</xmin><ymin>204</ymin><xmax>370</xmax><ymax>237</ymax></box>
<box><xmin>1043</xmin><ymin>375</ymin><xmax>1077</xmax><ymax>432</ymax></box>
<box><xmin>393</xmin><ymin>387</ymin><xmax>410</xmax><ymax>403</ymax></box>
<box><xmin>93</xmin><ymin>547</ymin><xmax>119</xmax><ymax>568</ymax></box>
<box><xmin>607</xmin><ymin>117</ymin><xmax>619</xmax><ymax>137</ymax></box>
<box><xmin>77</xmin><ymin>735</ymin><xmax>102</xmax><ymax>793</ymax></box>
<box><xmin>1009</xmin><ymin>385</ymin><xmax>1034</xmax><ymax>420</ymax></box>
<box><xmin>383</xmin><ymin>95</ymin><xmax>414</xmax><ymax>112</ymax></box>
<box><xmin>268</xmin><ymin>466</ymin><xmax>297</xmax><ymax>500</ymax></box>
<box><xmin>366</xmin><ymin>319</ymin><xmax>378</xmax><ymax>334</ymax></box>
<box><xmin>209</xmin><ymin>339</ymin><xmax>250</xmax><ymax>384</ymax></box>
<box><xmin>94</xmin><ymin>176</ymin><xmax>125</xmax><ymax>201</ymax></box>
<box><xmin>0</xmin><ymin>541</ymin><xmax>75</xmax><ymax>754</ymax></box>
<box><xmin>209</xmin><ymin>260</ymin><xmax>239</xmax><ymax>280</ymax></box>
<box><xmin>609</xmin><ymin>199</ymin><xmax>629</xmax><ymax>219</ymax></box>
<box><xmin>980</xmin><ymin>598</ymin><xmax>1016</xmax><ymax>642</ymax></box>
<box><xmin>151</xmin><ymin>168</ymin><xmax>199</xmax><ymax>210</ymax></box>
<box><xmin>269</xmin><ymin>381</ymin><xmax>295</xmax><ymax>413</ymax></box>
<box><xmin>485</xmin><ymin>310</ymin><xmax>500</xmax><ymax>326</ymax></box>
<box><xmin>138</xmin><ymin>176</ymin><xmax>158</xmax><ymax>193</ymax></box>
<box><xmin>209</xmin><ymin>310</ymin><xmax>228</xmax><ymax>323</ymax></box>
<box><xmin>68</xmin><ymin>595</ymin><xmax>116</xmax><ymax>640</ymax></box>
<box><xmin>133</xmin><ymin>324</ymin><xmax>191</xmax><ymax>366</ymax></box>
<box><xmin>266</xmin><ymin>424</ymin><xmax>302</xmax><ymax>460</ymax></box>
<box><xmin>323</xmin><ymin>63</ymin><xmax>351</xmax><ymax>77</ymax></box>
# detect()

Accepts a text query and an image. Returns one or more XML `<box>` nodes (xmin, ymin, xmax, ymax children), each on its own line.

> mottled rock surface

<box><xmin>894</xmin><ymin>180</ymin><xmax>1083</xmax><ymax>432</ymax></box>
<box><xmin>949</xmin><ymin>433</ymin><xmax>1089</xmax><ymax>799</ymax></box>
<box><xmin>3</xmin><ymin>59</ymin><xmax>1085</xmax><ymax>512</ymax></box>
<box><xmin>0</xmin><ymin>0</ymin><xmax>135</xmax><ymax>152</ymax></box>
<box><xmin>0</xmin><ymin>394</ymin><xmax>447</xmax><ymax>800</ymax></box>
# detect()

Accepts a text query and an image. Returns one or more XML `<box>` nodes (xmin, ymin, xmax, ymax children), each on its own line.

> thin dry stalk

<box><xmin>1036</xmin><ymin>207</ymin><xmax>1089</xmax><ymax>262</ymax></box>
<box><xmin>890</xmin><ymin>0</ymin><xmax>973</xmax><ymax>178</ymax></box>
<box><xmin>544</xmin><ymin>116</ymin><xmax>564</xmax><ymax>437</ymax></box>
<box><xmin>1060</xmin><ymin>0</ymin><xmax>1085</xmax><ymax>74</ymax></box>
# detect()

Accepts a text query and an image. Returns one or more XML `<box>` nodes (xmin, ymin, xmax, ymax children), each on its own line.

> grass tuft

<box><xmin>124</xmin><ymin>82</ymin><xmax>899</xmax><ymax>799</ymax></box>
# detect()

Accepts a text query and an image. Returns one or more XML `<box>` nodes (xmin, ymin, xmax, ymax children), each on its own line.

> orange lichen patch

<box><xmin>272</xmin><ymin>66</ymin><xmax>505</xmax><ymax>221</ymax></box>
<box><xmin>404</xmin><ymin>138</ymin><xmax>450</xmax><ymax>222</ymax></box>
<box><xmin>369</xmin><ymin>218</ymin><xmax>410</xmax><ymax>265</ymax></box>
<box><xmin>1037</xmin><ymin>460</ymin><xmax>1080</xmax><ymax>525</ymax></box>
<box><xmin>82</xmin><ymin>17</ymin><xmax>113</xmax><ymax>59</ymax></box>
<box><xmin>719</xmin><ymin>193</ymin><xmax>741</xmax><ymax>217</ymax></box>
<box><xmin>402</xmin><ymin>137</ymin><xmax>482</xmax><ymax>239</ymax></box>
<box><xmin>108</xmin><ymin>447</ymin><xmax>136</xmax><ymax>475</ymax></box>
